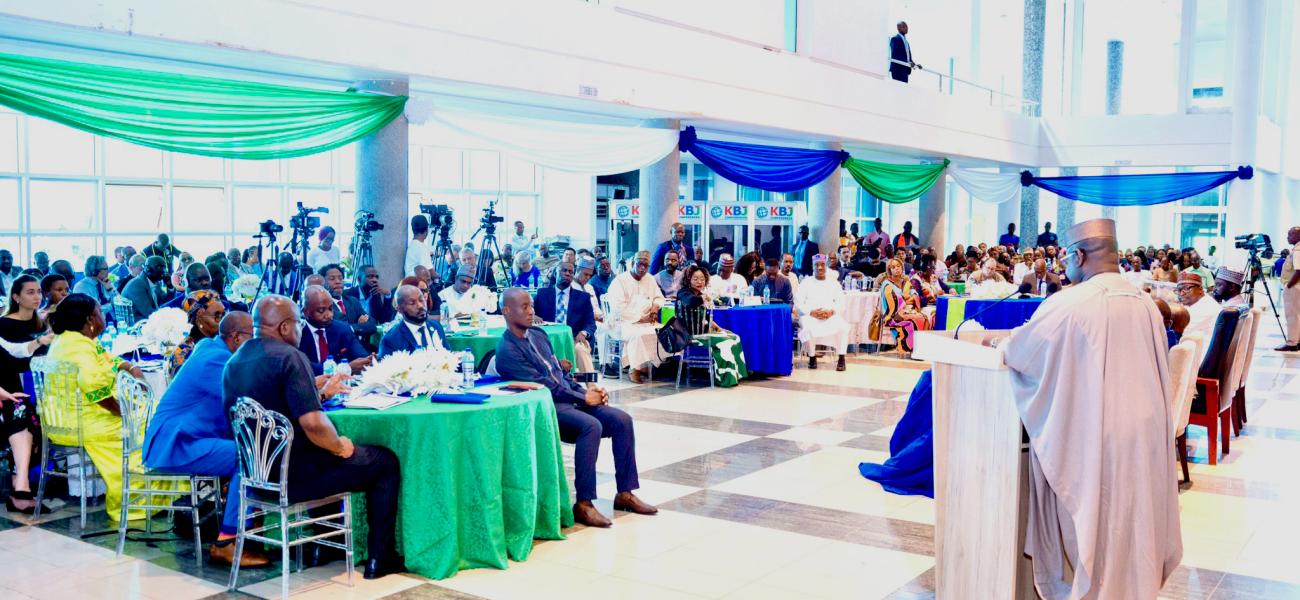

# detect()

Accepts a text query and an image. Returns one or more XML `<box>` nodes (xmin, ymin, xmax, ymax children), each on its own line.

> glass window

<box><xmin>102</xmin><ymin>138</ymin><xmax>164</xmax><ymax>179</ymax></box>
<box><xmin>506</xmin><ymin>158</ymin><xmax>535</xmax><ymax>192</ymax></box>
<box><xmin>173</xmin><ymin>187</ymin><xmax>227</xmax><ymax>233</ymax></box>
<box><xmin>0</xmin><ymin>178</ymin><xmax>18</xmax><ymax>231</ymax></box>
<box><xmin>0</xmin><ymin>112</ymin><xmax>19</xmax><ymax>172</ymax></box>
<box><xmin>1190</xmin><ymin>0</ymin><xmax>1227</xmax><ymax>110</ymax></box>
<box><xmin>232</xmin><ymin>158</ymin><xmax>281</xmax><ymax>183</ymax></box>
<box><xmin>105</xmin><ymin>184</ymin><xmax>166</xmax><ymax>232</ymax></box>
<box><xmin>232</xmin><ymin>187</ymin><xmax>283</xmax><ymax>234</ymax></box>
<box><xmin>467</xmin><ymin>150</ymin><xmax>499</xmax><ymax>190</ymax></box>
<box><xmin>171</xmin><ymin>235</ymin><xmax>228</xmax><ymax>262</ymax></box>
<box><xmin>338</xmin><ymin>191</ymin><xmax>357</xmax><ymax>232</ymax></box>
<box><xmin>692</xmin><ymin>163</ymin><xmax>714</xmax><ymax>201</ymax></box>
<box><xmin>27</xmin><ymin>118</ymin><xmax>95</xmax><ymax>175</ymax></box>
<box><xmin>1077</xmin><ymin>0</ymin><xmax>1182</xmax><ymax>115</ymax></box>
<box><xmin>427</xmin><ymin>147</ymin><xmax>461</xmax><ymax>188</ymax></box>
<box><xmin>334</xmin><ymin>145</ymin><xmax>356</xmax><ymax>187</ymax></box>
<box><xmin>505</xmin><ymin>195</ymin><xmax>538</xmax><ymax>233</ymax></box>
<box><xmin>30</xmin><ymin>236</ymin><xmax>98</xmax><ymax>267</ymax></box>
<box><xmin>288</xmin><ymin>188</ymin><xmax>334</xmax><ymax>231</ymax></box>
<box><xmin>286</xmin><ymin>152</ymin><xmax>333</xmax><ymax>184</ymax></box>
<box><xmin>29</xmin><ymin>180</ymin><xmax>95</xmax><ymax>232</ymax></box>
<box><xmin>0</xmin><ymin>235</ymin><xmax>22</xmax><ymax>262</ymax></box>
<box><xmin>172</xmin><ymin>152</ymin><xmax>225</xmax><ymax>181</ymax></box>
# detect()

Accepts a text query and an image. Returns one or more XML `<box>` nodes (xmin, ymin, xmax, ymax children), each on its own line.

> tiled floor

<box><xmin>3</xmin><ymin>319</ymin><xmax>1300</xmax><ymax>599</ymax></box>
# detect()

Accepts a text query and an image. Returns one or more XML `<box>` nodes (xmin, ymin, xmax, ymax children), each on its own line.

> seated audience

<box><xmin>223</xmin><ymin>295</ymin><xmax>403</xmax><ymax>579</ymax></box>
<box><xmin>0</xmin><ymin>274</ymin><xmax>48</xmax><ymax>514</ymax></box>
<box><xmin>73</xmin><ymin>256</ymin><xmax>116</xmax><ymax>311</ymax></box>
<box><xmin>319</xmin><ymin>264</ymin><xmax>376</xmax><ymax>347</ymax></box>
<box><xmin>1174</xmin><ymin>271</ymin><xmax>1219</xmax><ymax>362</ymax></box>
<box><xmin>795</xmin><ymin>255</ymin><xmax>849</xmax><ymax>371</ymax></box>
<box><xmin>654</xmin><ymin>250</ymin><xmax>684</xmax><ymax>296</ymax></box>
<box><xmin>344</xmin><ymin>265</ymin><xmax>396</xmax><ymax>325</ymax></box>
<box><xmin>751</xmin><ymin>258</ymin><xmax>794</xmax><ymax>304</ymax></box>
<box><xmin>297</xmin><ymin>285</ymin><xmax>372</xmax><ymax>375</ymax></box>
<box><xmin>120</xmin><ymin>256</ymin><xmax>170</xmax><ymax>321</ymax></box>
<box><xmin>881</xmin><ymin>258</ymin><xmax>931</xmax><ymax>354</ymax></box>
<box><xmin>495</xmin><ymin>288</ymin><xmax>656</xmax><ymax>528</ymax></box>
<box><xmin>438</xmin><ymin>267</ymin><xmax>477</xmax><ymax>317</ymax></box>
<box><xmin>39</xmin><ymin>274</ymin><xmax>69</xmax><ymax>318</ymax></box>
<box><xmin>397</xmin><ymin>275</ymin><xmax>440</xmax><ymax>319</ymax></box>
<box><xmin>1020</xmin><ymin>259</ymin><xmax>1061</xmax><ymax>296</ymax></box>
<box><xmin>265</xmin><ymin>252</ymin><xmax>303</xmax><ymax>300</ymax></box>
<box><xmin>909</xmin><ymin>256</ymin><xmax>949</xmax><ymax>309</ymax></box>
<box><xmin>707</xmin><ymin>254</ymin><xmax>749</xmax><ymax>298</ymax></box>
<box><xmin>780</xmin><ymin>253</ymin><xmax>801</xmax><ymax>296</ymax></box>
<box><xmin>511</xmin><ymin>252</ymin><xmax>543</xmax><ymax>288</ymax></box>
<box><xmin>736</xmin><ymin>251</ymin><xmax>764</xmax><ymax>283</ymax></box>
<box><xmin>1212</xmin><ymin>266</ymin><xmax>1247</xmax><ymax>306</ymax></box>
<box><xmin>116</xmin><ymin>254</ymin><xmax>146</xmax><ymax>294</ymax></box>
<box><xmin>306</xmin><ymin>226</ymin><xmax>340</xmax><ymax>273</ymax></box>
<box><xmin>606</xmin><ymin>250</ymin><xmax>666</xmax><ymax>383</ymax></box>
<box><xmin>378</xmin><ymin>285</ymin><xmax>447</xmax><ymax>359</ymax></box>
<box><xmin>164</xmin><ymin>262</ymin><xmax>216</xmax><ymax>309</ymax></box>
<box><xmin>168</xmin><ymin>290</ymin><xmax>226</xmax><ymax>372</ymax></box>
<box><xmin>534</xmin><ymin>262</ymin><xmax>597</xmax><ymax>372</ymax></box>
<box><xmin>50</xmin><ymin>260</ymin><xmax>77</xmax><ymax>286</ymax></box>
<box><xmin>1152</xmin><ymin>256</ymin><xmax>1179</xmax><ymax>283</ymax></box>
<box><xmin>967</xmin><ymin>258</ymin><xmax>1006</xmax><ymax>284</ymax></box>
<box><xmin>572</xmin><ymin>256</ymin><xmax>605</xmax><ymax>321</ymax></box>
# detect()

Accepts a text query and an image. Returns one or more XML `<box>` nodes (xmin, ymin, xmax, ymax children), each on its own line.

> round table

<box><xmin>933</xmin><ymin>296</ymin><xmax>1044</xmax><ymax>331</ymax></box>
<box><xmin>843</xmin><ymin>291</ymin><xmax>881</xmax><ymax>344</ymax></box>
<box><xmin>329</xmin><ymin>388</ymin><xmax>573</xmax><ymax>579</ymax></box>
<box><xmin>444</xmin><ymin>324</ymin><xmax>575</xmax><ymax>368</ymax></box>
<box><xmin>711</xmin><ymin>304</ymin><xmax>793</xmax><ymax>376</ymax></box>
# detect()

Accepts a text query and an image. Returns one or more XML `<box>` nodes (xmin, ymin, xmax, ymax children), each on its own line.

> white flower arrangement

<box><xmin>352</xmin><ymin>347</ymin><xmax>463</xmax><ymax>396</ymax></box>
<box><xmin>460</xmin><ymin>285</ymin><xmax>499</xmax><ymax>314</ymax></box>
<box><xmin>968</xmin><ymin>280</ymin><xmax>1021</xmax><ymax>300</ymax></box>
<box><xmin>140</xmin><ymin>307</ymin><xmax>191</xmax><ymax>347</ymax></box>
<box><xmin>230</xmin><ymin>274</ymin><xmax>262</xmax><ymax>304</ymax></box>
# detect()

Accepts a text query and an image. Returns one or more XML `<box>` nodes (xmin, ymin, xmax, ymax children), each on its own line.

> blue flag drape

<box><xmin>1020</xmin><ymin>166</ymin><xmax>1253</xmax><ymax>206</ymax></box>
<box><xmin>678</xmin><ymin>126</ymin><xmax>849</xmax><ymax>193</ymax></box>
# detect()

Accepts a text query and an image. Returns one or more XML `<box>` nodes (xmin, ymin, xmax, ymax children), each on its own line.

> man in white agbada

<box><xmin>1175</xmin><ymin>271</ymin><xmax>1221</xmax><ymax>362</ymax></box>
<box><xmin>999</xmin><ymin>219</ymin><xmax>1181</xmax><ymax>600</ymax></box>
<box><xmin>707</xmin><ymin>255</ymin><xmax>749</xmax><ymax>299</ymax></box>
<box><xmin>607</xmin><ymin>250</ymin><xmax>666</xmax><ymax>383</ymax></box>
<box><xmin>438</xmin><ymin>267</ymin><xmax>476</xmax><ymax>317</ymax></box>
<box><xmin>795</xmin><ymin>254</ymin><xmax>849</xmax><ymax>371</ymax></box>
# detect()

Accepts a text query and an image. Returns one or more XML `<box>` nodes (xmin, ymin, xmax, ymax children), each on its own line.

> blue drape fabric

<box><xmin>858</xmin><ymin>369</ymin><xmax>935</xmax><ymax>498</ymax></box>
<box><xmin>678</xmin><ymin>126</ymin><xmax>849</xmax><ymax>193</ymax></box>
<box><xmin>1020</xmin><ymin>166</ymin><xmax>1253</xmax><ymax>206</ymax></box>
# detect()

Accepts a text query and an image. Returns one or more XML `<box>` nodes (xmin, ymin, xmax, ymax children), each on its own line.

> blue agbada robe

<box><xmin>858</xmin><ymin>369</ymin><xmax>935</xmax><ymax>498</ymax></box>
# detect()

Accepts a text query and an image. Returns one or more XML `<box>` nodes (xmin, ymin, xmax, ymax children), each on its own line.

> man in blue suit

<box><xmin>299</xmin><ymin>285</ymin><xmax>372</xmax><ymax>375</ymax></box>
<box><xmin>649</xmin><ymin>222</ymin><xmax>695</xmax><ymax>274</ymax></box>
<box><xmin>889</xmin><ymin>21</ymin><xmax>920</xmax><ymax>83</ymax></box>
<box><xmin>319</xmin><ymin>264</ymin><xmax>377</xmax><ymax>351</ymax></box>
<box><xmin>751</xmin><ymin>258</ymin><xmax>794</xmax><ymax>304</ymax></box>
<box><xmin>534</xmin><ymin>261</ymin><xmax>597</xmax><ymax>372</ymax></box>
<box><xmin>378</xmin><ymin>284</ymin><xmax>447</xmax><ymax>359</ymax></box>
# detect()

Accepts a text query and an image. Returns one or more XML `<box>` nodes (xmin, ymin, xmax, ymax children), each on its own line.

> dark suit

<box><xmin>1020</xmin><ymin>272</ymin><xmax>1062</xmax><ymax>295</ymax></box>
<box><xmin>377</xmin><ymin>319</ymin><xmax>448</xmax><ymax>359</ymax></box>
<box><xmin>1036</xmin><ymin>232</ymin><xmax>1059</xmax><ymax>248</ymax></box>
<box><xmin>650</xmin><ymin>240</ymin><xmax>696</xmax><ymax>274</ymax></box>
<box><xmin>329</xmin><ymin>293</ymin><xmax>377</xmax><ymax>349</ymax></box>
<box><xmin>889</xmin><ymin>33</ymin><xmax>913</xmax><ymax>82</ymax></box>
<box><xmin>791</xmin><ymin>239</ymin><xmax>820</xmax><ymax>277</ymax></box>
<box><xmin>298</xmin><ymin>320</ymin><xmax>369</xmax><ymax>375</ymax></box>
<box><xmin>750</xmin><ymin>274</ymin><xmax>794</xmax><ymax>304</ymax></box>
<box><xmin>343</xmin><ymin>286</ymin><xmax>396</xmax><ymax>327</ymax></box>
<box><xmin>120</xmin><ymin>275</ymin><xmax>169</xmax><ymax>322</ymax></box>
<box><xmin>534</xmin><ymin>285</ymin><xmax>597</xmax><ymax>341</ymax></box>
<box><xmin>759</xmin><ymin>238</ymin><xmax>783</xmax><ymax>262</ymax></box>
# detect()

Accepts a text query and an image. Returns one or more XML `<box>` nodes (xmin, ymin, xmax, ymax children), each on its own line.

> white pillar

<box><xmin>807</xmin><ymin>142</ymin><xmax>843</xmax><ymax>255</ymax></box>
<box><xmin>919</xmin><ymin>174</ymin><xmax>947</xmax><ymax>254</ymax></box>
<box><xmin>637</xmin><ymin>119</ymin><xmax>681</xmax><ymax>255</ymax></box>
<box><xmin>1225</xmin><ymin>0</ymin><xmax>1264</xmax><ymax>242</ymax></box>
<box><xmin>354</xmin><ymin>79</ymin><xmax>409</xmax><ymax>284</ymax></box>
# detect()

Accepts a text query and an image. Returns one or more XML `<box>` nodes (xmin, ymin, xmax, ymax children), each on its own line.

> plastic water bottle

<box><xmin>335</xmin><ymin>360</ymin><xmax>352</xmax><ymax>378</ymax></box>
<box><xmin>322</xmin><ymin>356</ymin><xmax>337</xmax><ymax>377</ymax></box>
<box><xmin>478</xmin><ymin>308</ymin><xmax>488</xmax><ymax>335</ymax></box>
<box><xmin>440</xmin><ymin>302</ymin><xmax>450</xmax><ymax>322</ymax></box>
<box><xmin>102</xmin><ymin>324</ymin><xmax>117</xmax><ymax>351</ymax></box>
<box><xmin>762</xmin><ymin>287</ymin><xmax>770</xmax><ymax>305</ymax></box>
<box><xmin>460</xmin><ymin>350</ymin><xmax>476</xmax><ymax>387</ymax></box>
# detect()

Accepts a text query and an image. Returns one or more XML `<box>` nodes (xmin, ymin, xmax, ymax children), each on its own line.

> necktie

<box><xmin>316</xmin><ymin>329</ymin><xmax>329</xmax><ymax>362</ymax></box>
<box><xmin>337</xmin><ymin>299</ymin><xmax>346</xmax><ymax>316</ymax></box>
<box><xmin>557</xmin><ymin>288</ymin><xmax>568</xmax><ymax>325</ymax></box>
<box><xmin>418</xmin><ymin>326</ymin><xmax>428</xmax><ymax>349</ymax></box>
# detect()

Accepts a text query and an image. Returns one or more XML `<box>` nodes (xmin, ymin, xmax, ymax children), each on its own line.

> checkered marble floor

<box><xmin>4</xmin><ymin>327</ymin><xmax>1300</xmax><ymax>598</ymax></box>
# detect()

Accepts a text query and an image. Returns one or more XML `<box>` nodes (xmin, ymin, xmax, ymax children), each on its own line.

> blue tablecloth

<box><xmin>933</xmin><ymin>296</ymin><xmax>1044</xmax><ymax>331</ymax></box>
<box><xmin>711</xmin><ymin>304</ymin><xmax>793</xmax><ymax>376</ymax></box>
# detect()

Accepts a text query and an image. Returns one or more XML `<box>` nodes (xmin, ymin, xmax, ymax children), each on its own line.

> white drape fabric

<box><xmin>948</xmin><ymin>167</ymin><xmax>1023</xmax><ymax>204</ymax></box>
<box><xmin>423</xmin><ymin>109</ymin><xmax>678</xmax><ymax>175</ymax></box>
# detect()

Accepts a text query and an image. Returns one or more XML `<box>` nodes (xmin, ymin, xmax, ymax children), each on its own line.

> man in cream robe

<box><xmin>795</xmin><ymin>255</ymin><xmax>849</xmax><ymax>371</ymax></box>
<box><xmin>1175</xmin><ymin>271</ymin><xmax>1221</xmax><ymax>363</ymax></box>
<box><xmin>607</xmin><ymin>250</ymin><xmax>666</xmax><ymax>383</ymax></box>
<box><xmin>708</xmin><ymin>254</ymin><xmax>750</xmax><ymax>299</ymax></box>
<box><xmin>1000</xmin><ymin>219</ymin><xmax>1181</xmax><ymax>600</ymax></box>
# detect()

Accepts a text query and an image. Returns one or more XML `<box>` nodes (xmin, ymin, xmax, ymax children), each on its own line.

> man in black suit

<box><xmin>298</xmin><ymin>285</ymin><xmax>373</xmax><ymax>375</ymax></box>
<box><xmin>319</xmin><ymin>264</ymin><xmax>377</xmax><ymax>350</ymax></box>
<box><xmin>1037</xmin><ymin>222</ymin><xmax>1059</xmax><ymax>248</ymax></box>
<box><xmin>751</xmin><ymin>258</ymin><xmax>794</xmax><ymax>304</ymax></box>
<box><xmin>650</xmin><ymin>222</ymin><xmax>696</xmax><ymax>274</ymax></box>
<box><xmin>378</xmin><ymin>285</ymin><xmax>447</xmax><ymax>359</ymax></box>
<box><xmin>343</xmin><ymin>265</ymin><xmax>395</xmax><ymax>325</ymax></box>
<box><xmin>791</xmin><ymin>225</ymin><xmax>820</xmax><ymax>277</ymax></box>
<box><xmin>759</xmin><ymin>225</ymin><xmax>783</xmax><ymax>262</ymax></box>
<box><xmin>889</xmin><ymin>21</ymin><xmax>920</xmax><ymax>83</ymax></box>
<box><xmin>121</xmin><ymin>255</ymin><xmax>171</xmax><ymax>322</ymax></box>
<box><xmin>534</xmin><ymin>261</ymin><xmax>597</xmax><ymax>372</ymax></box>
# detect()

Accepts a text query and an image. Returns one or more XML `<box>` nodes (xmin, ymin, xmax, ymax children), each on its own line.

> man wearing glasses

<box><xmin>1174</xmin><ymin>271</ymin><xmax>1220</xmax><ymax>361</ymax></box>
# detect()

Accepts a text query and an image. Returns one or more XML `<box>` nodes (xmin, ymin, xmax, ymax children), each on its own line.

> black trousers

<box><xmin>289</xmin><ymin>445</ymin><xmax>400</xmax><ymax>560</ymax></box>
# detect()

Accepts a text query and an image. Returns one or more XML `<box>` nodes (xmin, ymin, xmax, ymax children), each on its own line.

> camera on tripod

<box><xmin>419</xmin><ymin>203</ymin><xmax>455</xmax><ymax>229</ymax></box>
<box><xmin>258</xmin><ymin>220</ymin><xmax>283</xmax><ymax>235</ymax></box>
<box><xmin>1234</xmin><ymin>233</ymin><xmax>1274</xmax><ymax>259</ymax></box>
<box><xmin>289</xmin><ymin>202</ymin><xmax>329</xmax><ymax>233</ymax></box>
<box><xmin>354</xmin><ymin>210</ymin><xmax>384</xmax><ymax>233</ymax></box>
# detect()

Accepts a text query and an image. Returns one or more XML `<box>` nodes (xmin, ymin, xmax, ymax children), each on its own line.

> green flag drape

<box><xmin>843</xmin><ymin>157</ymin><xmax>949</xmax><ymax>204</ymax></box>
<box><xmin>0</xmin><ymin>52</ymin><xmax>407</xmax><ymax>160</ymax></box>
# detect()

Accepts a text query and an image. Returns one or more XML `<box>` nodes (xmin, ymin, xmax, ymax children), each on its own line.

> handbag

<box><xmin>657</xmin><ymin>316</ymin><xmax>690</xmax><ymax>355</ymax></box>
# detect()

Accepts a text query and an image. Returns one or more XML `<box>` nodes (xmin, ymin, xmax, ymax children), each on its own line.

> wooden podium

<box><xmin>912</xmin><ymin>330</ymin><xmax>1036</xmax><ymax>600</ymax></box>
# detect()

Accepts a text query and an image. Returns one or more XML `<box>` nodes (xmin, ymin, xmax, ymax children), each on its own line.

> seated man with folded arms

<box><xmin>143</xmin><ymin>311</ymin><xmax>269</xmax><ymax>567</ymax></box>
<box><xmin>495</xmin><ymin>288</ymin><xmax>657</xmax><ymax>528</ymax></box>
<box><xmin>222</xmin><ymin>295</ymin><xmax>403</xmax><ymax>579</ymax></box>
<box><xmin>606</xmin><ymin>250</ymin><xmax>666</xmax><ymax>383</ymax></box>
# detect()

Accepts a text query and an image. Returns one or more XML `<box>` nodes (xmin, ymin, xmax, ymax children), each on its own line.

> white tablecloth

<box><xmin>843</xmin><ymin>291</ymin><xmax>880</xmax><ymax>344</ymax></box>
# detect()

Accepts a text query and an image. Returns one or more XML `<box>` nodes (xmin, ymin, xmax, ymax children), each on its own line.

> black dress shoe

<box><xmin>303</xmin><ymin>545</ymin><xmax>346</xmax><ymax>568</ymax></box>
<box><xmin>363</xmin><ymin>556</ymin><xmax>406</xmax><ymax>580</ymax></box>
<box><xmin>808</xmin><ymin>356</ymin><xmax>818</xmax><ymax>369</ymax></box>
<box><xmin>836</xmin><ymin>355</ymin><xmax>847</xmax><ymax>371</ymax></box>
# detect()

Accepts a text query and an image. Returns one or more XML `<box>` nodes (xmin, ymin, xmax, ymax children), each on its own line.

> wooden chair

<box><xmin>1167</xmin><ymin>336</ymin><xmax>1201</xmax><ymax>484</ymax></box>
<box><xmin>1231</xmin><ymin>307</ymin><xmax>1263</xmax><ymax>436</ymax></box>
<box><xmin>1189</xmin><ymin>306</ymin><xmax>1246</xmax><ymax>465</ymax></box>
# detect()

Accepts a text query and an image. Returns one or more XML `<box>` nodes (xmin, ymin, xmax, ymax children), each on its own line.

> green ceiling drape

<box><xmin>0</xmin><ymin>52</ymin><xmax>407</xmax><ymax>160</ymax></box>
<box><xmin>843</xmin><ymin>157</ymin><xmax>950</xmax><ymax>204</ymax></box>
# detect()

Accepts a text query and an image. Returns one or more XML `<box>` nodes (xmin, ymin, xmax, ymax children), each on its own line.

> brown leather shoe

<box><xmin>209</xmin><ymin>542</ymin><xmax>271</xmax><ymax>568</ymax></box>
<box><xmin>573</xmin><ymin>501</ymin><xmax>612</xmax><ymax>528</ymax></box>
<box><xmin>613</xmin><ymin>491</ymin><xmax>658</xmax><ymax>515</ymax></box>
<box><xmin>629</xmin><ymin>368</ymin><xmax>647</xmax><ymax>384</ymax></box>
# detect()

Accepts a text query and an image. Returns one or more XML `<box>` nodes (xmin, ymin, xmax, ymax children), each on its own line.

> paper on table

<box><xmin>344</xmin><ymin>393</ymin><xmax>413</xmax><ymax>411</ymax></box>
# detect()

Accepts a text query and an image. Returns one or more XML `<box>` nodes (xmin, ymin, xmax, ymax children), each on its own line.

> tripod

<box><xmin>253</xmin><ymin>229</ymin><xmax>282</xmax><ymax>299</ymax></box>
<box><xmin>1244</xmin><ymin>251</ymin><xmax>1286</xmax><ymax>335</ymax></box>
<box><xmin>349</xmin><ymin>232</ymin><xmax>374</xmax><ymax>277</ymax></box>
<box><xmin>431</xmin><ymin>223</ymin><xmax>454</xmax><ymax>286</ymax></box>
<box><xmin>467</xmin><ymin>211</ymin><xmax>509</xmax><ymax>290</ymax></box>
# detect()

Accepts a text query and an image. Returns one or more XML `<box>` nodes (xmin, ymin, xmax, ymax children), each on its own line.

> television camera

<box><xmin>1233</xmin><ymin>233</ymin><xmax>1285</xmax><ymax>334</ymax></box>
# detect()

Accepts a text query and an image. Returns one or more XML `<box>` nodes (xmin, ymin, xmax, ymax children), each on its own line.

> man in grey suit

<box><xmin>751</xmin><ymin>259</ymin><xmax>794</xmax><ymax>304</ymax></box>
<box><xmin>1019</xmin><ymin>259</ymin><xmax>1061</xmax><ymax>296</ymax></box>
<box><xmin>121</xmin><ymin>256</ymin><xmax>171</xmax><ymax>321</ymax></box>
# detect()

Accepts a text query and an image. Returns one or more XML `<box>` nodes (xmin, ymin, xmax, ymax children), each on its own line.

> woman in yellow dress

<box><xmin>43</xmin><ymin>292</ymin><xmax>154</xmax><ymax>523</ymax></box>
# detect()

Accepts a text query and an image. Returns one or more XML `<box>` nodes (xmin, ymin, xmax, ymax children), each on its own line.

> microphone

<box><xmin>953</xmin><ymin>288</ymin><xmax>1022</xmax><ymax>339</ymax></box>
<box><xmin>1016</xmin><ymin>283</ymin><xmax>1032</xmax><ymax>299</ymax></box>
<box><xmin>1046</xmin><ymin>282</ymin><xmax>1060</xmax><ymax>296</ymax></box>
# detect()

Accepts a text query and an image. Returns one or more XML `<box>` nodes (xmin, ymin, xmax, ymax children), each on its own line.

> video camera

<box><xmin>289</xmin><ymin>202</ymin><xmax>329</xmax><ymax>233</ymax></box>
<box><xmin>354</xmin><ymin>210</ymin><xmax>384</xmax><ymax>233</ymax></box>
<box><xmin>258</xmin><ymin>219</ymin><xmax>283</xmax><ymax>236</ymax></box>
<box><xmin>481</xmin><ymin>199</ymin><xmax>505</xmax><ymax>228</ymax></box>
<box><xmin>1234</xmin><ymin>233</ymin><xmax>1274</xmax><ymax>259</ymax></box>
<box><xmin>419</xmin><ymin>203</ymin><xmax>454</xmax><ymax>229</ymax></box>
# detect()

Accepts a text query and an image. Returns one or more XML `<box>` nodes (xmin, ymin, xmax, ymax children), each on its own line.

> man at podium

<box><xmin>1000</xmin><ymin>219</ymin><xmax>1182</xmax><ymax>599</ymax></box>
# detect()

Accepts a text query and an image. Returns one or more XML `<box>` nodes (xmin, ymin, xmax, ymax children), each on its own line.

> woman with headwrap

<box><xmin>880</xmin><ymin>258</ymin><xmax>930</xmax><ymax>354</ymax></box>
<box><xmin>167</xmin><ymin>290</ymin><xmax>226</xmax><ymax>373</ymax></box>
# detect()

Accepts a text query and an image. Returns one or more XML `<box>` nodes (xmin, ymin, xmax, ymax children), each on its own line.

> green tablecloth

<box><xmin>948</xmin><ymin>281</ymin><xmax>966</xmax><ymax>295</ymax></box>
<box><xmin>329</xmin><ymin>388</ymin><xmax>573</xmax><ymax>579</ymax></box>
<box><xmin>691</xmin><ymin>333</ymin><xmax>748</xmax><ymax>386</ymax></box>
<box><xmin>445</xmin><ymin>324</ymin><xmax>575</xmax><ymax>368</ymax></box>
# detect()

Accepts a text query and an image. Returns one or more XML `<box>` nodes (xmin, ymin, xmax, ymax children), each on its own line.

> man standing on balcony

<box><xmin>889</xmin><ymin>21</ymin><xmax>919</xmax><ymax>83</ymax></box>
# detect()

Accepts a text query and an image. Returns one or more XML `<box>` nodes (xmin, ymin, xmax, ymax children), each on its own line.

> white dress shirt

<box><xmin>404</xmin><ymin>237</ymin><xmax>435</xmax><ymax>277</ymax></box>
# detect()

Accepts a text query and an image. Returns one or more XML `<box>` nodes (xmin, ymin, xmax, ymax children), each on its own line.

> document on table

<box><xmin>343</xmin><ymin>393</ymin><xmax>413</xmax><ymax>411</ymax></box>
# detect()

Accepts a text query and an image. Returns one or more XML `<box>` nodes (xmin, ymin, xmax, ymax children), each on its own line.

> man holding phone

<box><xmin>495</xmin><ymin>288</ymin><xmax>657</xmax><ymax>528</ymax></box>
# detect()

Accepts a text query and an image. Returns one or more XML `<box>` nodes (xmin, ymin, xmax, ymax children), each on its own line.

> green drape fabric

<box><xmin>0</xmin><ymin>52</ymin><xmax>406</xmax><ymax>159</ymax></box>
<box><xmin>843</xmin><ymin>157</ymin><xmax>950</xmax><ymax>204</ymax></box>
<box><xmin>330</xmin><ymin>388</ymin><xmax>573</xmax><ymax>579</ymax></box>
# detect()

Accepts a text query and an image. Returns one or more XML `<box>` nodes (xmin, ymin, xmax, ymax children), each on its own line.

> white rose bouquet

<box><xmin>140</xmin><ymin>307</ymin><xmax>191</xmax><ymax>347</ymax></box>
<box><xmin>352</xmin><ymin>347</ymin><xmax>463</xmax><ymax>396</ymax></box>
<box><xmin>461</xmin><ymin>285</ymin><xmax>499</xmax><ymax>314</ymax></box>
<box><xmin>968</xmin><ymin>280</ymin><xmax>1020</xmax><ymax>300</ymax></box>
<box><xmin>230</xmin><ymin>274</ymin><xmax>261</xmax><ymax>304</ymax></box>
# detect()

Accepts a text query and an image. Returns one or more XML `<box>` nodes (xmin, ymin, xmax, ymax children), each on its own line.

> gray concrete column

<box><xmin>1056</xmin><ymin>167</ymin><xmax>1077</xmax><ymax>232</ymax></box>
<box><xmin>1019</xmin><ymin>0</ymin><xmax>1047</xmax><ymax>241</ymax></box>
<box><xmin>1225</xmin><ymin>0</ymin><xmax>1264</xmax><ymax>241</ymax></box>
<box><xmin>1102</xmin><ymin>41</ymin><xmax>1125</xmax><ymax>221</ymax></box>
<box><xmin>355</xmin><ymin>79</ymin><xmax>409</xmax><ymax>284</ymax></box>
<box><xmin>919</xmin><ymin>174</ymin><xmax>947</xmax><ymax>255</ymax></box>
<box><xmin>638</xmin><ymin>119</ymin><xmax>682</xmax><ymax>255</ymax></box>
<box><xmin>807</xmin><ymin>142</ymin><xmax>843</xmax><ymax>256</ymax></box>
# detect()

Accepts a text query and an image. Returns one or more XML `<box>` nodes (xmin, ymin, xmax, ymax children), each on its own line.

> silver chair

<box><xmin>676</xmin><ymin>305</ymin><xmax>716</xmax><ymax>388</ymax></box>
<box><xmin>112</xmin><ymin>295</ymin><xmax>136</xmax><ymax>328</ymax></box>
<box><xmin>114</xmin><ymin>371</ymin><xmax>223</xmax><ymax>565</ymax></box>
<box><xmin>227</xmin><ymin>397</ymin><xmax>354</xmax><ymax>598</ymax></box>
<box><xmin>598</xmin><ymin>297</ymin><xmax>624</xmax><ymax>379</ymax></box>
<box><xmin>30</xmin><ymin>357</ymin><xmax>92</xmax><ymax>528</ymax></box>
